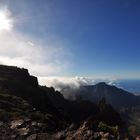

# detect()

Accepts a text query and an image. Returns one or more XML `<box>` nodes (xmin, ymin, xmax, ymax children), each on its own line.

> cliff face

<box><xmin>0</xmin><ymin>65</ymin><xmax>65</xmax><ymax>121</ymax></box>
<box><xmin>0</xmin><ymin>65</ymin><xmax>38</xmax><ymax>90</ymax></box>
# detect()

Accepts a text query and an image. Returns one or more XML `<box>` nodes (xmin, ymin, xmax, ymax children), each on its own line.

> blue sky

<box><xmin>0</xmin><ymin>0</ymin><xmax>140</xmax><ymax>79</ymax></box>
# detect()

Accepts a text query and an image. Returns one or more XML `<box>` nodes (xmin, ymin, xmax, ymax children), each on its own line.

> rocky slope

<box><xmin>0</xmin><ymin>65</ymin><xmax>139</xmax><ymax>139</ymax></box>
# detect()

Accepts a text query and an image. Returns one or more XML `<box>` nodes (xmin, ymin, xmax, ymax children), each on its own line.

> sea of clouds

<box><xmin>38</xmin><ymin>76</ymin><xmax>120</xmax><ymax>99</ymax></box>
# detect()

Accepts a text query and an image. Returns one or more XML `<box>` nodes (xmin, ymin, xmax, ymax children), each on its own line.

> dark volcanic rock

<box><xmin>0</xmin><ymin>65</ymin><xmax>38</xmax><ymax>88</ymax></box>
<box><xmin>0</xmin><ymin>65</ymin><xmax>69</xmax><ymax>132</ymax></box>
<box><xmin>0</xmin><ymin>65</ymin><xmax>61</xmax><ymax>114</ymax></box>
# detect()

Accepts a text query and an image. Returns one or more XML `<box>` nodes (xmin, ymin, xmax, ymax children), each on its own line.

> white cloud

<box><xmin>0</xmin><ymin>31</ymin><xmax>70</xmax><ymax>76</ymax></box>
<box><xmin>38</xmin><ymin>76</ymin><xmax>95</xmax><ymax>90</ymax></box>
<box><xmin>38</xmin><ymin>76</ymin><xmax>119</xmax><ymax>90</ymax></box>
<box><xmin>38</xmin><ymin>76</ymin><xmax>95</xmax><ymax>100</ymax></box>
<box><xmin>38</xmin><ymin>76</ymin><xmax>120</xmax><ymax>100</ymax></box>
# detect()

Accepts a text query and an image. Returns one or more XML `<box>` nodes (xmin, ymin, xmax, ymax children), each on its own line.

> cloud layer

<box><xmin>38</xmin><ymin>76</ymin><xmax>95</xmax><ymax>99</ymax></box>
<box><xmin>39</xmin><ymin>76</ymin><xmax>95</xmax><ymax>89</ymax></box>
<box><xmin>38</xmin><ymin>76</ymin><xmax>119</xmax><ymax>100</ymax></box>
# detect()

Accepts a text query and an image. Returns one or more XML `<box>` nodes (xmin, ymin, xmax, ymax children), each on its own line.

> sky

<box><xmin>0</xmin><ymin>0</ymin><xmax>140</xmax><ymax>81</ymax></box>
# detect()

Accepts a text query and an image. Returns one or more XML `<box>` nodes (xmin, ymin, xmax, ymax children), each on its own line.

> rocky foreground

<box><xmin>0</xmin><ymin>118</ymin><xmax>140</xmax><ymax>140</ymax></box>
<box><xmin>0</xmin><ymin>119</ymin><xmax>119</xmax><ymax>140</ymax></box>
<box><xmin>0</xmin><ymin>65</ymin><xmax>139</xmax><ymax>140</ymax></box>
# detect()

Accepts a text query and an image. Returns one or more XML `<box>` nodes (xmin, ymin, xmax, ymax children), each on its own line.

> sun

<box><xmin>0</xmin><ymin>10</ymin><xmax>13</xmax><ymax>32</ymax></box>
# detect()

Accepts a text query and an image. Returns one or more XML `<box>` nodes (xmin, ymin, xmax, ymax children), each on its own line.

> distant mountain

<box><xmin>62</xmin><ymin>82</ymin><xmax>140</xmax><ymax>108</ymax></box>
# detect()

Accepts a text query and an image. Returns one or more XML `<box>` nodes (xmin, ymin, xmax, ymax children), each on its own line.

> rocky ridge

<box><xmin>0</xmin><ymin>65</ymin><xmax>139</xmax><ymax>139</ymax></box>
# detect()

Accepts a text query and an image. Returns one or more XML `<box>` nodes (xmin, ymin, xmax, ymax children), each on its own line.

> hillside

<box><xmin>0</xmin><ymin>65</ymin><xmax>139</xmax><ymax>139</ymax></box>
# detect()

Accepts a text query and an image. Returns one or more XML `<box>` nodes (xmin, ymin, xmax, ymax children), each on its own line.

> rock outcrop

<box><xmin>0</xmin><ymin>65</ymin><xmax>38</xmax><ymax>89</ymax></box>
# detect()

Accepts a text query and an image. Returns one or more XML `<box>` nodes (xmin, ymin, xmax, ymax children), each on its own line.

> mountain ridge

<box><xmin>0</xmin><ymin>64</ymin><xmax>139</xmax><ymax>139</ymax></box>
<box><xmin>62</xmin><ymin>82</ymin><xmax>140</xmax><ymax>108</ymax></box>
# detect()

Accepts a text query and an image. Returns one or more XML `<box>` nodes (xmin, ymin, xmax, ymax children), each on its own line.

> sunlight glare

<box><xmin>0</xmin><ymin>10</ymin><xmax>13</xmax><ymax>32</ymax></box>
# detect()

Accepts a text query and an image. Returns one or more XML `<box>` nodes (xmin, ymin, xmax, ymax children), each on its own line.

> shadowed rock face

<box><xmin>0</xmin><ymin>65</ymin><xmax>66</xmax><ymax>125</ymax></box>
